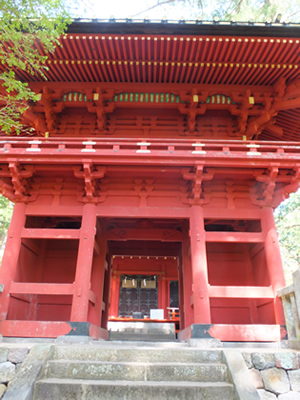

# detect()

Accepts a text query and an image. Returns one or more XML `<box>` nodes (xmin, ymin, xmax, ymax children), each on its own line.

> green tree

<box><xmin>274</xmin><ymin>191</ymin><xmax>300</xmax><ymax>285</ymax></box>
<box><xmin>0</xmin><ymin>0</ymin><xmax>70</xmax><ymax>134</ymax></box>
<box><xmin>208</xmin><ymin>0</ymin><xmax>299</xmax><ymax>22</ymax></box>
<box><xmin>0</xmin><ymin>195</ymin><xmax>13</xmax><ymax>259</ymax></box>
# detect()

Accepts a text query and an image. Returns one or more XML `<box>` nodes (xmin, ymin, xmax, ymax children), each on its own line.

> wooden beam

<box><xmin>28</xmin><ymin>81</ymin><xmax>276</xmax><ymax>94</ymax></box>
<box><xmin>205</xmin><ymin>232</ymin><xmax>264</xmax><ymax>243</ymax></box>
<box><xmin>106</xmin><ymin>228</ymin><xmax>182</xmax><ymax>242</ymax></box>
<box><xmin>89</xmin><ymin>289</ymin><xmax>97</xmax><ymax>305</ymax></box>
<box><xmin>109</xmin><ymin>249</ymin><xmax>181</xmax><ymax>257</ymax></box>
<box><xmin>1</xmin><ymin>141</ymin><xmax>300</xmax><ymax>171</ymax></box>
<box><xmin>112</xmin><ymin>269</ymin><xmax>164</xmax><ymax>275</ymax></box>
<box><xmin>25</xmin><ymin>206</ymin><xmax>84</xmax><ymax>216</ymax></box>
<box><xmin>209</xmin><ymin>285</ymin><xmax>274</xmax><ymax>299</ymax></box>
<box><xmin>96</xmin><ymin>207</ymin><xmax>190</xmax><ymax>219</ymax></box>
<box><xmin>21</xmin><ymin>228</ymin><xmax>80</xmax><ymax>240</ymax></box>
<box><xmin>203</xmin><ymin>209</ymin><xmax>264</xmax><ymax>220</ymax></box>
<box><xmin>9</xmin><ymin>282</ymin><xmax>74</xmax><ymax>296</ymax></box>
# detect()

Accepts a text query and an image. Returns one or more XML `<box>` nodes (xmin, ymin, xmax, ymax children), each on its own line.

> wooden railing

<box><xmin>167</xmin><ymin>307</ymin><xmax>180</xmax><ymax>320</ymax></box>
<box><xmin>278</xmin><ymin>268</ymin><xmax>300</xmax><ymax>342</ymax></box>
<box><xmin>0</xmin><ymin>137</ymin><xmax>299</xmax><ymax>164</ymax></box>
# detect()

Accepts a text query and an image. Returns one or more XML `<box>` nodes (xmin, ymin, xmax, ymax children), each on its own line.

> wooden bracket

<box><xmin>281</xmin><ymin>167</ymin><xmax>300</xmax><ymax>200</ymax></box>
<box><xmin>133</xmin><ymin>178</ymin><xmax>154</xmax><ymax>208</ymax></box>
<box><xmin>74</xmin><ymin>162</ymin><xmax>106</xmax><ymax>203</ymax></box>
<box><xmin>181</xmin><ymin>165</ymin><xmax>214</xmax><ymax>205</ymax></box>
<box><xmin>8</xmin><ymin>162</ymin><xmax>34</xmax><ymax>202</ymax></box>
<box><xmin>178</xmin><ymin>88</ymin><xmax>207</xmax><ymax>133</ymax></box>
<box><xmin>0</xmin><ymin>178</ymin><xmax>15</xmax><ymax>202</ymax></box>
<box><xmin>87</xmin><ymin>88</ymin><xmax>115</xmax><ymax>132</ymax></box>
<box><xmin>274</xmin><ymin>78</ymin><xmax>300</xmax><ymax>111</ymax></box>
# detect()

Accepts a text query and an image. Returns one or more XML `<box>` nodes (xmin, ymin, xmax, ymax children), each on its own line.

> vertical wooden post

<box><xmin>261</xmin><ymin>207</ymin><xmax>286</xmax><ymax>324</ymax></box>
<box><xmin>177</xmin><ymin>254</ymin><xmax>185</xmax><ymax>329</ymax></box>
<box><xmin>189</xmin><ymin>205</ymin><xmax>211</xmax><ymax>324</ymax></box>
<box><xmin>101</xmin><ymin>261</ymin><xmax>112</xmax><ymax>329</ymax></box>
<box><xmin>181</xmin><ymin>224</ymin><xmax>194</xmax><ymax>328</ymax></box>
<box><xmin>159</xmin><ymin>272</ymin><xmax>168</xmax><ymax>318</ymax></box>
<box><xmin>157</xmin><ymin>274</ymin><xmax>163</xmax><ymax>310</ymax></box>
<box><xmin>0</xmin><ymin>202</ymin><xmax>26</xmax><ymax>320</ymax></box>
<box><xmin>88</xmin><ymin>233</ymin><xmax>107</xmax><ymax>327</ymax></box>
<box><xmin>109</xmin><ymin>266</ymin><xmax>120</xmax><ymax>318</ymax></box>
<box><xmin>70</xmin><ymin>203</ymin><xmax>96</xmax><ymax>322</ymax></box>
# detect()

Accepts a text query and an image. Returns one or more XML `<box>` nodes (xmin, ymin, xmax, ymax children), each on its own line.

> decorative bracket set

<box><xmin>21</xmin><ymin>79</ymin><xmax>300</xmax><ymax>139</ymax></box>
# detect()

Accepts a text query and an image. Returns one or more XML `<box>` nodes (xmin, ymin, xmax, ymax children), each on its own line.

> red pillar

<box><xmin>70</xmin><ymin>203</ymin><xmax>96</xmax><ymax>322</ymax></box>
<box><xmin>177</xmin><ymin>255</ymin><xmax>185</xmax><ymax>329</ymax></box>
<box><xmin>181</xmin><ymin>225</ymin><xmax>194</xmax><ymax>328</ymax></box>
<box><xmin>159</xmin><ymin>273</ymin><xmax>168</xmax><ymax>317</ymax></box>
<box><xmin>101</xmin><ymin>260</ymin><xmax>111</xmax><ymax>329</ymax></box>
<box><xmin>189</xmin><ymin>205</ymin><xmax>211</xmax><ymax>324</ymax></box>
<box><xmin>88</xmin><ymin>236</ymin><xmax>107</xmax><ymax>327</ymax></box>
<box><xmin>261</xmin><ymin>207</ymin><xmax>286</xmax><ymax>324</ymax></box>
<box><xmin>0</xmin><ymin>202</ymin><xmax>26</xmax><ymax>320</ymax></box>
<box><xmin>109</xmin><ymin>268</ymin><xmax>120</xmax><ymax>318</ymax></box>
<box><xmin>157</xmin><ymin>274</ymin><xmax>163</xmax><ymax>310</ymax></box>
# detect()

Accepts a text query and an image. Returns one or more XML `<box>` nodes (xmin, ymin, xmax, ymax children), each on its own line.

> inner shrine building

<box><xmin>0</xmin><ymin>19</ymin><xmax>299</xmax><ymax>342</ymax></box>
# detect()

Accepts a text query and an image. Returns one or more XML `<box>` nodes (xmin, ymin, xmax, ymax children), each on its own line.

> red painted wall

<box><xmin>207</xmin><ymin>242</ymin><xmax>275</xmax><ymax>325</ymax></box>
<box><xmin>8</xmin><ymin>239</ymin><xmax>78</xmax><ymax>322</ymax></box>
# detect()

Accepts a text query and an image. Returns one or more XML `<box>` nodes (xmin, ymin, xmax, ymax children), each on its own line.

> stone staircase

<box><xmin>33</xmin><ymin>343</ymin><xmax>236</xmax><ymax>400</ymax></box>
<box><xmin>108</xmin><ymin>321</ymin><xmax>177</xmax><ymax>341</ymax></box>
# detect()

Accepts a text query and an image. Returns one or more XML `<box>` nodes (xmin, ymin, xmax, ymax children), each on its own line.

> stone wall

<box><xmin>243</xmin><ymin>351</ymin><xmax>300</xmax><ymax>400</ymax></box>
<box><xmin>0</xmin><ymin>346</ymin><xmax>30</xmax><ymax>399</ymax></box>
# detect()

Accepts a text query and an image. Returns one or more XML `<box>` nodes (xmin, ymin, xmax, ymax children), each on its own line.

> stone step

<box><xmin>109</xmin><ymin>332</ymin><xmax>176</xmax><ymax>341</ymax></box>
<box><xmin>108</xmin><ymin>321</ymin><xmax>176</xmax><ymax>341</ymax></box>
<box><xmin>34</xmin><ymin>378</ymin><xmax>235</xmax><ymax>400</ymax></box>
<box><xmin>45</xmin><ymin>360</ymin><xmax>228</xmax><ymax>382</ymax></box>
<box><xmin>51</xmin><ymin>345</ymin><xmax>222</xmax><ymax>364</ymax></box>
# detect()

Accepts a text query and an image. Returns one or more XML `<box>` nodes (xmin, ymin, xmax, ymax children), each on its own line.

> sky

<box><xmin>74</xmin><ymin>0</ymin><xmax>300</xmax><ymax>23</ymax></box>
<box><xmin>76</xmin><ymin>0</ymin><xmax>202</xmax><ymax>20</ymax></box>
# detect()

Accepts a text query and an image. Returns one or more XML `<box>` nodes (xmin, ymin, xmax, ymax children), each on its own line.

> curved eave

<box><xmin>67</xmin><ymin>19</ymin><xmax>300</xmax><ymax>38</ymax></box>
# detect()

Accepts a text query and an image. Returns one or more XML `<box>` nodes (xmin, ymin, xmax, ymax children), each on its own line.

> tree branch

<box><xmin>130</xmin><ymin>0</ymin><xmax>182</xmax><ymax>18</ymax></box>
<box><xmin>286</xmin><ymin>8</ymin><xmax>300</xmax><ymax>18</ymax></box>
<box><xmin>280</xmin><ymin>224</ymin><xmax>300</xmax><ymax>230</ymax></box>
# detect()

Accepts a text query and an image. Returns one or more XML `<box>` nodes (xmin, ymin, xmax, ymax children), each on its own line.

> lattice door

<box><xmin>118</xmin><ymin>274</ymin><xmax>158</xmax><ymax>317</ymax></box>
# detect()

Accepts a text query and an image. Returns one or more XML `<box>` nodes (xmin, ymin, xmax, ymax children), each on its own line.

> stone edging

<box><xmin>223</xmin><ymin>349</ymin><xmax>261</xmax><ymax>400</ymax></box>
<box><xmin>0</xmin><ymin>346</ymin><xmax>31</xmax><ymax>399</ymax></box>
<box><xmin>1</xmin><ymin>344</ymin><xmax>51</xmax><ymax>400</ymax></box>
<box><xmin>243</xmin><ymin>351</ymin><xmax>300</xmax><ymax>400</ymax></box>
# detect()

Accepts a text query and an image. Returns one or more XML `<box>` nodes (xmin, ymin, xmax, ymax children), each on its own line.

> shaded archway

<box><xmin>99</xmin><ymin>218</ymin><xmax>185</xmax><ymax>332</ymax></box>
